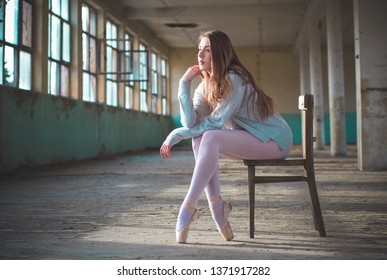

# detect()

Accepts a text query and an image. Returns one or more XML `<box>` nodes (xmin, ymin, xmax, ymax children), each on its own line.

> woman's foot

<box><xmin>176</xmin><ymin>208</ymin><xmax>200</xmax><ymax>243</ymax></box>
<box><xmin>218</xmin><ymin>201</ymin><xmax>234</xmax><ymax>241</ymax></box>
<box><xmin>210</xmin><ymin>200</ymin><xmax>234</xmax><ymax>241</ymax></box>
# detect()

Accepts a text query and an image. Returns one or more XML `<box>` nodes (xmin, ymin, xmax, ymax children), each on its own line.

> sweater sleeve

<box><xmin>165</xmin><ymin>74</ymin><xmax>246</xmax><ymax>146</ymax></box>
<box><xmin>179</xmin><ymin>80</ymin><xmax>211</xmax><ymax>128</ymax></box>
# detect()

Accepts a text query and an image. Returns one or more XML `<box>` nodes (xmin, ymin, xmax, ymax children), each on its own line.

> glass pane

<box><xmin>161</xmin><ymin>59</ymin><xmax>166</xmax><ymax>76</ymax></box>
<box><xmin>162</xmin><ymin>77</ymin><xmax>167</xmax><ymax>97</ymax></box>
<box><xmin>152</xmin><ymin>71</ymin><xmax>158</xmax><ymax>94</ymax></box>
<box><xmin>90</xmin><ymin>37</ymin><xmax>96</xmax><ymax>73</ymax></box>
<box><xmin>107</xmin><ymin>80</ymin><xmax>117</xmax><ymax>106</ymax></box>
<box><xmin>125</xmin><ymin>86</ymin><xmax>130</xmax><ymax>109</ymax></box>
<box><xmin>0</xmin><ymin>45</ymin><xmax>3</xmax><ymax>84</ymax></box>
<box><xmin>19</xmin><ymin>51</ymin><xmax>31</xmax><ymax>90</ymax></box>
<box><xmin>62</xmin><ymin>22</ymin><xmax>70</xmax><ymax>62</ymax></box>
<box><xmin>90</xmin><ymin>75</ymin><xmax>96</xmax><ymax>102</ymax></box>
<box><xmin>82</xmin><ymin>33</ymin><xmax>88</xmax><ymax>70</ymax></box>
<box><xmin>106</xmin><ymin>46</ymin><xmax>112</xmax><ymax>78</ymax></box>
<box><xmin>90</xmin><ymin>8</ymin><xmax>96</xmax><ymax>36</ymax></box>
<box><xmin>112</xmin><ymin>48</ymin><xmax>117</xmax><ymax>80</ymax></box>
<box><xmin>106</xmin><ymin>21</ymin><xmax>111</xmax><ymax>46</ymax></box>
<box><xmin>151</xmin><ymin>95</ymin><xmax>157</xmax><ymax>113</ymax></box>
<box><xmin>82</xmin><ymin>72</ymin><xmax>90</xmax><ymax>101</ymax></box>
<box><xmin>49</xmin><ymin>60</ymin><xmax>59</xmax><ymax>95</ymax></box>
<box><xmin>81</xmin><ymin>4</ymin><xmax>89</xmax><ymax>32</ymax></box>
<box><xmin>4</xmin><ymin>46</ymin><xmax>15</xmax><ymax>86</ymax></box>
<box><xmin>112</xmin><ymin>82</ymin><xmax>117</xmax><ymax>106</ymax></box>
<box><xmin>151</xmin><ymin>53</ymin><xmax>156</xmax><ymax>70</ymax></box>
<box><xmin>106</xmin><ymin>80</ymin><xmax>112</xmax><ymax>105</ymax></box>
<box><xmin>60</xmin><ymin>64</ymin><xmax>69</xmax><ymax>97</ymax></box>
<box><xmin>49</xmin><ymin>14</ymin><xmax>61</xmax><ymax>60</ymax></box>
<box><xmin>140</xmin><ymin>91</ymin><xmax>148</xmax><ymax>112</ymax></box>
<box><xmin>0</xmin><ymin>0</ymin><xmax>4</xmax><ymax>40</ymax></box>
<box><xmin>51</xmin><ymin>0</ymin><xmax>60</xmax><ymax>15</ymax></box>
<box><xmin>61</xmin><ymin>0</ymin><xmax>69</xmax><ymax>20</ymax></box>
<box><xmin>111</xmin><ymin>24</ymin><xmax>117</xmax><ymax>48</ymax></box>
<box><xmin>5</xmin><ymin>0</ymin><xmax>19</xmax><ymax>44</ymax></box>
<box><xmin>125</xmin><ymin>34</ymin><xmax>131</xmax><ymax>51</ymax></box>
<box><xmin>162</xmin><ymin>98</ymin><xmax>167</xmax><ymax>115</ymax></box>
<box><xmin>22</xmin><ymin>1</ymin><xmax>33</xmax><ymax>47</ymax></box>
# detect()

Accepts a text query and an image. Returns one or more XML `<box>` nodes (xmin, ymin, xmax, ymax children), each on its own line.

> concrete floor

<box><xmin>0</xmin><ymin>145</ymin><xmax>386</xmax><ymax>260</ymax></box>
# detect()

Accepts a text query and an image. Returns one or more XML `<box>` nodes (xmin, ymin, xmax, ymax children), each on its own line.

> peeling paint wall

<box><xmin>0</xmin><ymin>87</ymin><xmax>174</xmax><ymax>171</ymax></box>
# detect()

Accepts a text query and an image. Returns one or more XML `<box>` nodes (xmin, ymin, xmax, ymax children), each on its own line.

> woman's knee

<box><xmin>201</xmin><ymin>130</ymin><xmax>221</xmax><ymax>143</ymax></box>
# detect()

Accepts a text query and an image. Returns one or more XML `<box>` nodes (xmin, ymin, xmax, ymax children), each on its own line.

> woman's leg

<box><xmin>187</xmin><ymin>129</ymin><xmax>290</xmax><ymax>202</ymax></box>
<box><xmin>175</xmin><ymin>136</ymin><xmax>221</xmax><ymax>231</ymax></box>
<box><xmin>192</xmin><ymin>136</ymin><xmax>221</xmax><ymax>203</ymax></box>
<box><xmin>177</xmin><ymin>129</ymin><xmax>290</xmax><ymax>234</ymax></box>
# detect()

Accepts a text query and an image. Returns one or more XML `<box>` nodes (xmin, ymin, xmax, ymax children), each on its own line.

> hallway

<box><xmin>1</xmin><ymin>145</ymin><xmax>386</xmax><ymax>260</ymax></box>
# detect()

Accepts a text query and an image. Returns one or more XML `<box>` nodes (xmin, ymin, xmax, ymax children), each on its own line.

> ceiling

<box><xmin>116</xmin><ymin>0</ymin><xmax>354</xmax><ymax>49</ymax></box>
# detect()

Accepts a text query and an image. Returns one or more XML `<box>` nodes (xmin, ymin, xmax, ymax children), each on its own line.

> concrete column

<box><xmin>354</xmin><ymin>0</ymin><xmax>387</xmax><ymax>170</ymax></box>
<box><xmin>308</xmin><ymin>18</ymin><xmax>325</xmax><ymax>149</ymax></box>
<box><xmin>326</xmin><ymin>0</ymin><xmax>347</xmax><ymax>156</ymax></box>
<box><xmin>299</xmin><ymin>30</ymin><xmax>310</xmax><ymax>95</ymax></box>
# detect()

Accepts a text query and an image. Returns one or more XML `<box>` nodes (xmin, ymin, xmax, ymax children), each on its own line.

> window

<box><xmin>161</xmin><ymin>58</ymin><xmax>168</xmax><ymax>115</ymax></box>
<box><xmin>48</xmin><ymin>0</ymin><xmax>70</xmax><ymax>97</ymax></box>
<box><xmin>81</xmin><ymin>3</ymin><xmax>97</xmax><ymax>102</ymax></box>
<box><xmin>124</xmin><ymin>32</ymin><xmax>134</xmax><ymax>109</ymax></box>
<box><xmin>105</xmin><ymin>19</ymin><xmax>118</xmax><ymax>107</ymax></box>
<box><xmin>0</xmin><ymin>0</ymin><xmax>33</xmax><ymax>90</ymax></box>
<box><xmin>151</xmin><ymin>52</ymin><xmax>158</xmax><ymax>113</ymax></box>
<box><xmin>139</xmin><ymin>43</ymin><xmax>148</xmax><ymax>112</ymax></box>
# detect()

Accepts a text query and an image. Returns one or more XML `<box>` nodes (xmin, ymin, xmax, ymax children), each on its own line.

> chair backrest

<box><xmin>298</xmin><ymin>94</ymin><xmax>314</xmax><ymax>163</ymax></box>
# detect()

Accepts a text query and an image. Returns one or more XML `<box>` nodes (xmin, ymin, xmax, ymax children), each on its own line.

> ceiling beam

<box><xmin>124</xmin><ymin>4</ymin><xmax>305</xmax><ymax>20</ymax></box>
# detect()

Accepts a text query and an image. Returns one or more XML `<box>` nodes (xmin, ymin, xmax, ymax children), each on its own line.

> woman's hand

<box><xmin>160</xmin><ymin>142</ymin><xmax>172</xmax><ymax>158</ymax></box>
<box><xmin>181</xmin><ymin>65</ymin><xmax>203</xmax><ymax>82</ymax></box>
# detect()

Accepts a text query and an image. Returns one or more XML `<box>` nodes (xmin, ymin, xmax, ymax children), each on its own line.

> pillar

<box><xmin>308</xmin><ymin>18</ymin><xmax>325</xmax><ymax>150</ymax></box>
<box><xmin>326</xmin><ymin>0</ymin><xmax>347</xmax><ymax>156</ymax></box>
<box><xmin>354</xmin><ymin>0</ymin><xmax>387</xmax><ymax>170</ymax></box>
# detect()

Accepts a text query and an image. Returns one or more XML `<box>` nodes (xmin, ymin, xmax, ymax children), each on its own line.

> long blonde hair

<box><xmin>199</xmin><ymin>30</ymin><xmax>275</xmax><ymax>120</ymax></box>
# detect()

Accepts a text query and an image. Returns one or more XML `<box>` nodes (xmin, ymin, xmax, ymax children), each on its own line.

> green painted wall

<box><xmin>0</xmin><ymin>87</ymin><xmax>174</xmax><ymax>171</ymax></box>
<box><xmin>282</xmin><ymin>113</ymin><xmax>357</xmax><ymax>145</ymax></box>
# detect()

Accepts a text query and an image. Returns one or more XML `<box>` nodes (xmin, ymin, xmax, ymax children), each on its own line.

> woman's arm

<box><xmin>178</xmin><ymin>66</ymin><xmax>211</xmax><ymax>128</ymax></box>
<box><xmin>164</xmin><ymin>74</ymin><xmax>246</xmax><ymax>147</ymax></box>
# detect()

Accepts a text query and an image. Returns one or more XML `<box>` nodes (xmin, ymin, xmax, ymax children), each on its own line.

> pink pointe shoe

<box><xmin>176</xmin><ymin>208</ymin><xmax>200</xmax><ymax>244</ymax></box>
<box><xmin>218</xmin><ymin>201</ymin><xmax>234</xmax><ymax>241</ymax></box>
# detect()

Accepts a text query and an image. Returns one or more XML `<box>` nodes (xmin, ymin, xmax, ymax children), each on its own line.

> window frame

<box><xmin>48</xmin><ymin>0</ymin><xmax>71</xmax><ymax>97</ymax></box>
<box><xmin>105</xmin><ymin>18</ymin><xmax>118</xmax><ymax>107</ymax></box>
<box><xmin>0</xmin><ymin>0</ymin><xmax>34</xmax><ymax>90</ymax></box>
<box><xmin>81</xmin><ymin>2</ymin><xmax>98</xmax><ymax>103</ymax></box>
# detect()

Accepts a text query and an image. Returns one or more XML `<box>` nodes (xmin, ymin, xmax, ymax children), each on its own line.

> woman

<box><xmin>160</xmin><ymin>30</ymin><xmax>292</xmax><ymax>243</ymax></box>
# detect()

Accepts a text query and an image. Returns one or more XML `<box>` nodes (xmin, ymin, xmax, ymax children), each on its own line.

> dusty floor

<box><xmin>0</xmin><ymin>145</ymin><xmax>386</xmax><ymax>260</ymax></box>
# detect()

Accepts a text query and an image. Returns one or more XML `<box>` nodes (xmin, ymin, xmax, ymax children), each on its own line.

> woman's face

<box><xmin>198</xmin><ymin>37</ymin><xmax>212</xmax><ymax>73</ymax></box>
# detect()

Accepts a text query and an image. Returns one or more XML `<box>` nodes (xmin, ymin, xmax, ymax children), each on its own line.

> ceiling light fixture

<box><xmin>164</xmin><ymin>23</ymin><xmax>198</xmax><ymax>29</ymax></box>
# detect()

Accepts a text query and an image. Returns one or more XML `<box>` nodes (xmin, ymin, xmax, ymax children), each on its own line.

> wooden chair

<box><xmin>243</xmin><ymin>94</ymin><xmax>326</xmax><ymax>238</ymax></box>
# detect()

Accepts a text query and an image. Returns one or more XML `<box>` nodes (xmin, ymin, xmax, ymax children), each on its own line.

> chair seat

<box><xmin>243</xmin><ymin>158</ymin><xmax>306</xmax><ymax>166</ymax></box>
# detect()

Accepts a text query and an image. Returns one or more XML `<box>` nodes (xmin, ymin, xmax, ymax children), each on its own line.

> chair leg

<box><xmin>248</xmin><ymin>165</ymin><xmax>256</xmax><ymax>238</ymax></box>
<box><xmin>306</xmin><ymin>170</ymin><xmax>326</xmax><ymax>237</ymax></box>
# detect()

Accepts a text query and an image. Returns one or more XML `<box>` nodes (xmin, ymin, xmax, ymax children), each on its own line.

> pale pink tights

<box><xmin>176</xmin><ymin>129</ymin><xmax>291</xmax><ymax>231</ymax></box>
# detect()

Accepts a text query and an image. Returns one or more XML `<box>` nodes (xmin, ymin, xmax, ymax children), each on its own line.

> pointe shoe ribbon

<box><xmin>176</xmin><ymin>208</ymin><xmax>200</xmax><ymax>244</ymax></box>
